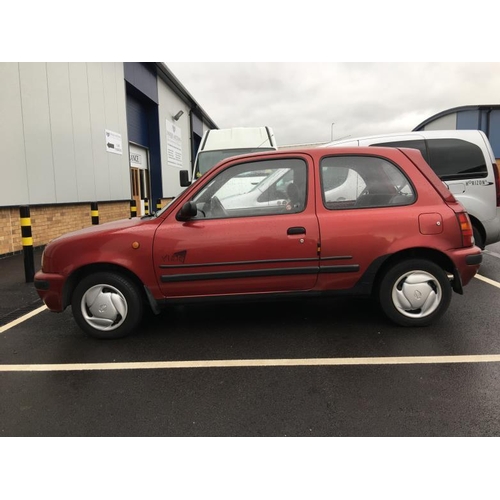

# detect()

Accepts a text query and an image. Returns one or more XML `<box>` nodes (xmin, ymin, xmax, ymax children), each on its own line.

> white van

<box><xmin>324</xmin><ymin>130</ymin><xmax>500</xmax><ymax>248</ymax></box>
<box><xmin>193</xmin><ymin>126</ymin><xmax>277</xmax><ymax>179</ymax></box>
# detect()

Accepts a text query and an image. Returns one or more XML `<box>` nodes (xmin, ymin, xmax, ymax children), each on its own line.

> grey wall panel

<box><xmin>115</xmin><ymin>63</ymin><xmax>132</xmax><ymax>200</ymax></box>
<box><xmin>102</xmin><ymin>63</ymin><xmax>129</xmax><ymax>199</ymax></box>
<box><xmin>68</xmin><ymin>63</ymin><xmax>96</xmax><ymax>201</ymax></box>
<box><xmin>0</xmin><ymin>63</ymin><xmax>29</xmax><ymax>205</ymax></box>
<box><xmin>423</xmin><ymin>113</ymin><xmax>456</xmax><ymax>131</ymax></box>
<box><xmin>1</xmin><ymin>62</ymin><xmax>131</xmax><ymax>207</ymax></box>
<box><xmin>87</xmin><ymin>63</ymin><xmax>111</xmax><ymax>200</ymax></box>
<box><xmin>19</xmin><ymin>63</ymin><xmax>56</xmax><ymax>204</ymax></box>
<box><xmin>157</xmin><ymin>81</ymin><xmax>191</xmax><ymax>198</ymax></box>
<box><xmin>47</xmin><ymin>63</ymin><xmax>78</xmax><ymax>203</ymax></box>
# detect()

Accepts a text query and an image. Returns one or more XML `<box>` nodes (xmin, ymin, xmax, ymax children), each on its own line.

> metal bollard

<box><xmin>19</xmin><ymin>205</ymin><xmax>35</xmax><ymax>283</ymax></box>
<box><xmin>130</xmin><ymin>199</ymin><xmax>137</xmax><ymax>218</ymax></box>
<box><xmin>91</xmin><ymin>202</ymin><xmax>99</xmax><ymax>225</ymax></box>
<box><xmin>156</xmin><ymin>198</ymin><xmax>162</xmax><ymax>211</ymax></box>
<box><xmin>144</xmin><ymin>198</ymin><xmax>149</xmax><ymax>215</ymax></box>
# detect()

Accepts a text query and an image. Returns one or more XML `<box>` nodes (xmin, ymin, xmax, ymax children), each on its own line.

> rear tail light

<box><xmin>457</xmin><ymin>212</ymin><xmax>474</xmax><ymax>247</ymax></box>
<box><xmin>493</xmin><ymin>162</ymin><xmax>500</xmax><ymax>207</ymax></box>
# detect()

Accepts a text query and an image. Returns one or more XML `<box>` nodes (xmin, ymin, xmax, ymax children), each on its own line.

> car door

<box><xmin>316</xmin><ymin>152</ymin><xmax>418</xmax><ymax>290</ymax></box>
<box><xmin>153</xmin><ymin>155</ymin><xmax>320</xmax><ymax>298</ymax></box>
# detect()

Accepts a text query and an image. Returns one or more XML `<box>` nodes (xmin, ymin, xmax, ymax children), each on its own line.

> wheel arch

<box><xmin>371</xmin><ymin>247</ymin><xmax>455</xmax><ymax>296</ymax></box>
<box><xmin>468</xmin><ymin>214</ymin><xmax>485</xmax><ymax>249</ymax></box>
<box><xmin>62</xmin><ymin>263</ymin><xmax>149</xmax><ymax>310</ymax></box>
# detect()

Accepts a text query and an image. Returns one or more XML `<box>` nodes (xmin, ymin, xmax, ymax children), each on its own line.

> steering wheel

<box><xmin>209</xmin><ymin>196</ymin><xmax>228</xmax><ymax>218</ymax></box>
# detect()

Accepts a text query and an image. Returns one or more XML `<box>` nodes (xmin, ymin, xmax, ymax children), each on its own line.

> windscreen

<box><xmin>196</xmin><ymin>148</ymin><xmax>275</xmax><ymax>177</ymax></box>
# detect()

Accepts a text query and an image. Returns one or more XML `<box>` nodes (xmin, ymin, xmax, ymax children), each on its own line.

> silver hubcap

<box><xmin>81</xmin><ymin>284</ymin><xmax>128</xmax><ymax>331</ymax></box>
<box><xmin>391</xmin><ymin>271</ymin><xmax>442</xmax><ymax>319</ymax></box>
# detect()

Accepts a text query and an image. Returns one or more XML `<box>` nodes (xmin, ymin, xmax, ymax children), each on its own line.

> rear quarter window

<box><xmin>320</xmin><ymin>155</ymin><xmax>416</xmax><ymax>210</ymax></box>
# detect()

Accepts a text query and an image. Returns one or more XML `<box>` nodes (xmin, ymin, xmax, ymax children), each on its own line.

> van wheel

<box><xmin>473</xmin><ymin>226</ymin><xmax>484</xmax><ymax>249</ymax></box>
<box><xmin>71</xmin><ymin>272</ymin><xmax>143</xmax><ymax>339</ymax></box>
<box><xmin>378</xmin><ymin>259</ymin><xmax>452</xmax><ymax>327</ymax></box>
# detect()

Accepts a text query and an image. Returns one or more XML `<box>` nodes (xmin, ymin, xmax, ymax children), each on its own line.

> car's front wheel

<box><xmin>378</xmin><ymin>259</ymin><xmax>452</xmax><ymax>327</ymax></box>
<box><xmin>71</xmin><ymin>272</ymin><xmax>143</xmax><ymax>339</ymax></box>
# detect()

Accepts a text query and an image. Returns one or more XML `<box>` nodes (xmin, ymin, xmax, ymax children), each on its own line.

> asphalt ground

<box><xmin>1</xmin><ymin>244</ymin><xmax>500</xmax><ymax>436</ymax></box>
<box><xmin>0</xmin><ymin>248</ymin><xmax>43</xmax><ymax>326</ymax></box>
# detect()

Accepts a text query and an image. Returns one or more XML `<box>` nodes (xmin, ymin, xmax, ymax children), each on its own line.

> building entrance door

<box><xmin>129</xmin><ymin>144</ymin><xmax>150</xmax><ymax>216</ymax></box>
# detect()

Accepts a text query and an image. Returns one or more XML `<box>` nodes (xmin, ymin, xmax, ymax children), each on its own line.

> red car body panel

<box><xmin>35</xmin><ymin>147</ymin><xmax>482</xmax><ymax>312</ymax></box>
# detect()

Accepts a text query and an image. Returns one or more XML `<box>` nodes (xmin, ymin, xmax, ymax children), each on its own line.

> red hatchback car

<box><xmin>35</xmin><ymin>147</ymin><xmax>482</xmax><ymax>338</ymax></box>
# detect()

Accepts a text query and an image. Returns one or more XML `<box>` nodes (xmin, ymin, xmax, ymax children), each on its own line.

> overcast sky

<box><xmin>166</xmin><ymin>62</ymin><xmax>500</xmax><ymax>147</ymax></box>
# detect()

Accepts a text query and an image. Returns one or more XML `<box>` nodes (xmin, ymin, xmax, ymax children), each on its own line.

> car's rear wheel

<box><xmin>71</xmin><ymin>272</ymin><xmax>143</xmax><ymax>339</ymax></box>
<box><xmin>378</xmin><ymin>259</ymin><xmax>452</xmax><ymax>327</ymax></box>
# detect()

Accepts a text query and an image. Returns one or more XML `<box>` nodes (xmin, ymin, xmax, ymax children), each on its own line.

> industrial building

<box><xmin>0</xmin><ymin>62</ymin><xmax>217</xmax><ymax>256</ymax></box>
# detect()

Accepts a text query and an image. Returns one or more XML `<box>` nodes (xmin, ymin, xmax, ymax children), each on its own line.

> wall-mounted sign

<box><xmin>130</xmin><ymin>153</ymin><xmax>142</xmax><ymax>166</ymax></box>
<box><xmin>105</xmin><ymin>129</ymin><xmax>123</xmax><ymax>155</ymax></box>
<box><xmin>129</xmin><ymin>144</ymin><xmax>147</xmax><ymax>170</ymax></box>
<box><xmin>166</xmin><ymin>119</ymin><xmax>183</xmax><ymax>169</ymax></box>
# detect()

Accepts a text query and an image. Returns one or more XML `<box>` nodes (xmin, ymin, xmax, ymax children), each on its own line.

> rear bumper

<box><xmin>449</xmin><ymin>246</ymin><xmax>482</xmax><ymax>287</ymax></box>
<box><xmin>34</xmin><ymin>271</ymin><xmax>66</xmax><ymax>312</ymax></box>
<box><xmin>465</xmin><ymin>253</ymin><xmax>483</xmax><ymax>266</ymax></box>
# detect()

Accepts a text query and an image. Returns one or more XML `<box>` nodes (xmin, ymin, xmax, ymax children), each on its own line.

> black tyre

<box><xmin>71</xmin><ymin>272</ymin><xmax>143</xmax><ymax>339</ymax></box>
<box><xmin>378</xmin><ymin>259</ymin><xmax>452</xmax><ymax>327</ymax></box>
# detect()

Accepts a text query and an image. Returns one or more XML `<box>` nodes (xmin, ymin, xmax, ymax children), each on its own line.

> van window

<box><xmin>426</xmin><ymin>139</ymin><xmax>487</xmax><ymax>181</ymax></box>
<box><xmin>371</xmin><ymin>139</ymin><xmax>429</xmax><ymax>163</ymax></box>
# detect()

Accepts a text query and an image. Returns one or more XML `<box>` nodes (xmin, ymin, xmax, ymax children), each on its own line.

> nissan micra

<box><xmin>35</xmin><ymin>147</ymin><xmax>482</xmax><ymax>339</ymax></box>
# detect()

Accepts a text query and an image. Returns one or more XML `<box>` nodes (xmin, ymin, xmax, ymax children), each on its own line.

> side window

<box><xmin>426</xmin><ymin>139</ymin><xmax>487</xmax><ymax>180</ymax></box>
<box><xmin>191</xmin><ymin>158</ymin><xmax>308</xmax><ymax>219</ymax></box>
<box><xmin>371</xmin><ymin>139</ymin><xmax>429</xmax><ymax>163</ymax></box>
<box><xmin>320</xmin><ymin>156</ymin><xmax>416</xmax><ymax>210</ymax></box>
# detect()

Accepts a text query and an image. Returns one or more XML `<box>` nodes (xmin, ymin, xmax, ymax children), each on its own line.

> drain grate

<box><xmin>0</xmin><ymin>299</ymin><xmax>44</xmax><ymax>327</ymax></box>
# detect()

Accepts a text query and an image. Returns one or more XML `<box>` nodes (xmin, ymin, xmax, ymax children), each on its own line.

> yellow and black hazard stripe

<box><xmin>130</xmin><ymin>199</ymin><xmax>137</xmax><ymax>218</ymax></box>
<box><xmin>19</xmin><ymin>205</ymin><xmax>35</xmax><ymax>283</ymax></box>
<box><xmin>20</xmin><ymin>206</ymin><xmax>33</xmax><ymax>247</ymax></box>
<box><xmin>91</xmin><ymin>202</ymin><xmax>99</xmax><ymax>225</ymax></box>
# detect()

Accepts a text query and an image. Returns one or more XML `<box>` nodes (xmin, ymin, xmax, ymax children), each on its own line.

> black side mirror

<box><xmin>178</xmin><ymin>201</ymin><xmax>198</xmax><ymax>221</ymax></box>
<box><xmin>180</xmin><ymin>170</ymin><xmax>191</xmax><ymax>187</ymax></box>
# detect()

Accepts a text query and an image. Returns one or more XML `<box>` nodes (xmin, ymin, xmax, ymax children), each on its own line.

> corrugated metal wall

<box><xmin>0</xmin><ymin>62</ymin><xmax>130</xmax><ymax>207</ymax></box>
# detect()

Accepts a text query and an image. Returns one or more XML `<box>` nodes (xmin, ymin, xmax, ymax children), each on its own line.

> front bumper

<box><xmin>34</xmin><ymin>270</ymin><xmax>66</xmax><ymax>312</ymax></box>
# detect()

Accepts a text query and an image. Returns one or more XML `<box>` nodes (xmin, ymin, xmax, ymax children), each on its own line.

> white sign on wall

<box><xmin>129</xmin><ymin>144</ymin><xmax>147</xmax><ymax>170</ymax></box>
<box><xmin>105</xmin><ymin>129</ymin><xmax>123</xmax><ymax>155</ymax></box>
<box><xmin>166</xmin><ymin>119</ymin><xmax>183</xmax><ymax>168</ymax></box>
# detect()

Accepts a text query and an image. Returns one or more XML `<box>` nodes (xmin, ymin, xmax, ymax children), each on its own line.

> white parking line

<box><xmin>0</xmin><ymin>305</ymin><xmax>47</xmax><ymax>334</ymax></box>
<box><xmin>3</xmin><ymin>354</ymin><xmax>500</xmax><ymax>372</ymax></box>
<box><xmin>475</xmin><ymin>273</ymin><xmax>500</xmax><ymax>289</ymax></box>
